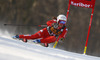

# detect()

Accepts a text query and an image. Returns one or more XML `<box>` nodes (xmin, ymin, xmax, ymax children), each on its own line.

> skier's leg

<box><xmin>19</xmin><ymin>31</ymin><xmax>42</xmax><ymax>39</ymax></box>
<box><xmin>40</xmin><ymin>36</ymin><xmax>56</xmax><ymax>43</ymax></box>
<box><xmin>19</xmin><ymin>28</ymin><xmax>49</xmax><ymax>39</ymax></box>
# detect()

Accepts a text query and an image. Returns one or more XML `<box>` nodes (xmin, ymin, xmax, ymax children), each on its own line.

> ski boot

<box><xmin>12</xmin><ymin>35</ymin><xmax>19</xmax><ymax>39</ymax></box>
<box><xmin>33</xmin><ymin>39</ymin><xmax>41</xmax><ymax>43</ymax></box>
<box><xmin>13</xmin><ymin>35</ymin><xmax>27</xmax><ymax>43</ymax></box>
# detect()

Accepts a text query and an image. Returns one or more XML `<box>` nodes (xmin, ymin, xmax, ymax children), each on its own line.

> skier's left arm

<box><xmin>58</xmin><ymin>28</ymin><xmax>68</xmax><ymax>41</ymax></box>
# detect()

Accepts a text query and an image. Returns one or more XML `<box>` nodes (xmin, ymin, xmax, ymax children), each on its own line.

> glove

<box><xmin>60</xmin><ymin>38</ymin><xmax>64</xmax><ymax>41</ymax></box>
<box><xmin>52</xmin><ymin>23</ymin><xmax>58</xmax><ymax>29</ymax></box>
<box><xmin>52</xmin><ymin>17</ymin><xmax>57</xmax><ymax>20</ymax></box>
<box><xmin>12</xmin><ymin>35</ymin><xmax>19</xmax><ymax>39</ymax></box>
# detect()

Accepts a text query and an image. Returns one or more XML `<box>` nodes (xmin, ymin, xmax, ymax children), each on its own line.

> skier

<box><xmin>13</xmin><ymin>14</ymin><xmax>68</xmax><ymax>47</ymax></box>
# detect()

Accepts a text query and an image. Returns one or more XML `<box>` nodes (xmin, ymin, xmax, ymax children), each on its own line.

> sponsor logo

<box><xmin>24</xmin><ymin>34</ymin><xmax>31</xmax><ymax>36</ymax></box>
<box><xmin>71</xmin><ymin>1</ymin><xmax>92</xmax><ymax>8</ymax></box>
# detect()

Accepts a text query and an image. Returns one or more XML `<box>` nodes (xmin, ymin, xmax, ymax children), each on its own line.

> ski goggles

<box><xmin>59</xmin><ymin>20</ymin><xmax>66</xmax><ymax>24</ymax></box>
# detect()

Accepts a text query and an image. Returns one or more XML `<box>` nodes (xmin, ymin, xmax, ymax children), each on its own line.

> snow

<box><xmin>0</xmin><ymin>35</ymin><xmax>100</xmax><ymax>60</ymax></box>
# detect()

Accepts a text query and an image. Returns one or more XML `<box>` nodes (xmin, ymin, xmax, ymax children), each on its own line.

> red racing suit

<box><xmin>19</xmin><ymin>20</ymin><xmax>68</xmax><ymax>43</ymax></box>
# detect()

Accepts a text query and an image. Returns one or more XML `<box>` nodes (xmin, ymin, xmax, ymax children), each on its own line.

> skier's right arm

<box><xmin>46</xmin><ymin>20</ymin><xmax>57</xmax><ymax>26</ymax></box>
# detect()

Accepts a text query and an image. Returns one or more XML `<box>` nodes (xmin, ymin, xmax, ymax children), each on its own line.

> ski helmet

<box><xmin>57</xmin><ymin>14</ymin><xmax>67</xmax><ymax>24</ymax></box>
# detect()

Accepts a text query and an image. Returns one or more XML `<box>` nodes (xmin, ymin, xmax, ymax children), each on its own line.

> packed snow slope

<box><xmin>0</xmin><ymin>36</ymin><xmax>100</xmax><ymax>60</ymax></box>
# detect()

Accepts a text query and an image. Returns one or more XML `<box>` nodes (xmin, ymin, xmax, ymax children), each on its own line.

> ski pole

<box><xmin>4</xmin><ymin>24</ymin><xmax>47</xmax><ymax>27</ymax></box>
<box><xmin>38</xmin><ymin>25</ymin><xmax>47</xmax><ymax>27</ymax></box>
<box><xmin>53</xmin><ymin>37</ymin><xmax>60</xmax><ymax>48</ymax></box>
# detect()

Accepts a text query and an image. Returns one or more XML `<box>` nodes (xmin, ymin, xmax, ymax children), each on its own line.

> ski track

<box><xmin>0</xmin><ymin>36</ymin><xmax>100</xmax><ymax>60</ymax></box>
